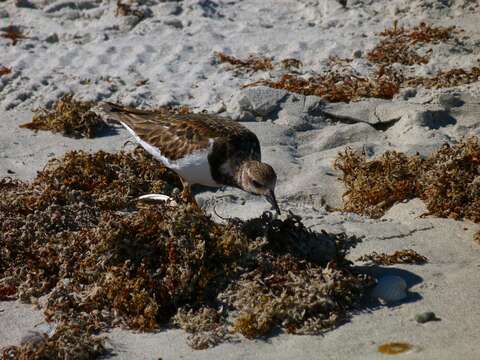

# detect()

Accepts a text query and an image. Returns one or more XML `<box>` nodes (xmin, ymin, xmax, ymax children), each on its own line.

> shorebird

<box><xmin>98</xmin><ymin>102</ymin><xmax>280</xmax><ymax>214</ymax></box>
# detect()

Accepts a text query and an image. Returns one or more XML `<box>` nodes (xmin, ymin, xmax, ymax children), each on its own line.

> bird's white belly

<box><xmin>122</xmin><ymin>122</ymin><xmax>220</xmax><ymax>187</ymax></box>
<box><xmin>173</xmin><ymin>150</ymin><xmax>219</xmax><ymax>187</ymax></box>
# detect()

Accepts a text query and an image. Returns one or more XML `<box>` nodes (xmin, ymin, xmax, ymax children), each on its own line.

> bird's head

<box><xmin>237</xmin><ymin>160</ymin><xmax>280</xmax><ymax>214</ymax></box>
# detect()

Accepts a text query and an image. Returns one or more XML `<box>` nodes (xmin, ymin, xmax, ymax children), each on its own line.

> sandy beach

<box><xmin>1</xmin><ymin>0</ymin><xmax>480</xmax><ymax>359</ymax></box>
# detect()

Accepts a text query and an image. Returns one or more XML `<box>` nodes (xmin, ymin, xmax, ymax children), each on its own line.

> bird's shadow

<box><xmin>94</xmin><ymin>124</ymin><xmax>120</xmax><ymax>138</ymax></box>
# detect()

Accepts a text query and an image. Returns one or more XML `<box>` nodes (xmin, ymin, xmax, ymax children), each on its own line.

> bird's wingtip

<box><xmin>95</xmin><ymin>101</ymin><xmax>123</xmax><ymax>113</ymax></box>
<box><xmin>92</xmin><ymin>101</ymin><xmax>127</xmax><ymax>124</ymax></box>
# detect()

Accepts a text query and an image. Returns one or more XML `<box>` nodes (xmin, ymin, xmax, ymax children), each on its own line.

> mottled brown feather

<box><xmin>100</xmin><ymin>102</ymin><xmax>261</xmax><ymax>186</ymax></box>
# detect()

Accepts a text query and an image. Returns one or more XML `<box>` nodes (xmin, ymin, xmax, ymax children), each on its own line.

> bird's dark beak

<box><xmin>265</xmin><ymin>190</ymin><xmax>281</xmax><ymax>215</ymax></box>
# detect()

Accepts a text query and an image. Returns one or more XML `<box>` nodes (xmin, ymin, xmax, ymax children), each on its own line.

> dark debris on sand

<box><xmin>20</xmin><ymin>94</ymin><xmax>106</xmax><ymax>139</ymax></box>
<box><xmin>367</xmin><ymin>21</ymin><xmax>457</xmax><ymax>66</ymax></box>
<box><xmin>357</xmin><ymin>249</ymin><xmax>428</xmax><ymax>266</ymax></box>
<box><xmin>1</xmin><ymin>149</ymin><xmax>373</xmax><ymax>357</ymax></box>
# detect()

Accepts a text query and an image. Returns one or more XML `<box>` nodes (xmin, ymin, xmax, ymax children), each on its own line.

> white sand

<box><xmin>1</xmin><ymin>0</ymin><xmax>480</xmax><ymax>359</ymax></box>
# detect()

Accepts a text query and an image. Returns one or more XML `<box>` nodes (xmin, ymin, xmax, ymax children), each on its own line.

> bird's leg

<box><xmin>179</xmin><ymin>178</ymin><xmax>202</xmax><ymax>212</ymax></box>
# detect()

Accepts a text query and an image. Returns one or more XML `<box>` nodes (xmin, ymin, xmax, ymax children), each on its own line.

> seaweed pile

<box><xmin>357</xmin><ymin>249</ymin><xmax>428</xmax><ymax>265</ymax></box>
<box><xmin>334</xmin><ymin>137</ymin><xmax>480</xmax><ymax>227</ymax></box>
<box><xmin>245</xmin><ymin>65</ymin><xmax>403</xmax><ymax>103</ymax></box>
<box><xmin>333</xmin><ymin>149</ymin><xmax>422</xmax><ymax>218</ymax></box>
<box><xmin>404</xmin><ymin>67</ymin><xmax>480</xmax><ymax>90</ymax></box>
<box><xmin>419</xmin><ymin>139</ymin><xmax>480</xmax><ymax>222</ymax></box>
<box><xmin>226</xmin><ymin>22</ymin><xmax>478</xmax><ymax>102</ymax></box>
<box><xmin>215</xmin><ymin>52</ymin><xmax>274</xmax><ymax>73</ymax></box>
<box><xmin>20</xmin><ymin>94</ymin><xmax>105</xmax><ymax>139</ymax></box>
<box><xmin>367</xmin><ymin>21</ymin><xmax>456</xmax><ymax>65</ymax></box>
<box><xmin>1</xmin><ymin>322</ymin><xmax>106</xmax><ymax>360</ymax></box>
<box><xmin>1</xmin><ymin>149</ymin><xmax>372</xmax><ymax>357</ymax></box>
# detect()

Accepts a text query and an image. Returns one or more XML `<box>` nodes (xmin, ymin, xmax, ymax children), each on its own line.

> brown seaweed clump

<box><xmin>0</xmin><ymin>149</ymin><xmax>373</xmax><ymax>356</ymax></box>
<box><xmin>1</xmin><ymin>322</ymin><xmax>106</xmax><ymax>360</ymax></box>
<box><xmin>1</xmin><ymin>25</ymin><xmax>28</xmax><ymax>46</ymax></box>
<box><xmin>404</xmin><ymin>67</ymin><xmax>480</xmax><ymax>89</ymax></box>
<box><xmin>367</xmin><ymin>21</ymin><xmax>456</xmax><ymax>65</ymax></box>
<box><xmin>334</xmin><ymin>137</ymin><xmax>480</xmax><ymax>226</ymax></box>
<box><xmin>333</xmin><ymin>148</ymin><xmax>422</xmax><ymax>218</ymax></box>
<box><xmin>215</xmin><ymin>52</ymin><xmax>274</xmax><ymax>73</ymax></box>
<box><xmin>418</xmin><ymin>138</ymin><xmax>480</xmax><ymax>222</ymax></box>
<box><xmin>357</xmin><ymin>249</ymin><xmax>428</xmax><ymax>265</ymax></box>
<box><xmin>244</xmin><ymin>66</ymin><xmax>403</xmax><ymax>103</ymax></box>
<box><xmin>0</xmin><ymin>65</ymin><xmax>11</xmax><ymax>77</ymax></box>
<box><xmin>20</xmin><ymin>94</ymin><xmax>106</xmax><ymax>138</ymax></box>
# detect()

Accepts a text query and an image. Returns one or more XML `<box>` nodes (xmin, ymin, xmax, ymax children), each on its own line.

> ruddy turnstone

<box><xmin>98</xmin><ymin>102</ymin><xmax>280</xmax><ymax>214</ymax></box>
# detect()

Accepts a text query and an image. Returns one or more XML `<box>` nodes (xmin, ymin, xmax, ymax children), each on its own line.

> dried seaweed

<box><xmin>115</xmin><ymin>0</ymin><xmax>149</xmax><ymax>18</ymax></box>
<box><xmin>334</xmin><ymin>137</ymin><xmax>480</xmax><ymax>226</ymax></box>
<box><xmin>173</xmin><ymin>307</ymin><xmax>228</xmax><ymax>349</ymax></box>
<box><xmin>368</xmin><ymin>21</ymin><xmax>456</xmax><ymax>65</ymax></box>
<box><xmin>244</xmin><ymin>66</ymin><xmax>403</xmax><ymax>103</ymax></box>
<box><xmin>280</xmin><ymin>58</ymin><xmax>303</xmax><ymax>71</ymax></box>
<box><xmin>333</xmin><ymin>148</ymin><xmax>422</xmax><ymax>218</ymax></box>
<box><xmin>1</xmin><ymin>322</ymin><xmax>106</xmax><ymax>360</ymax></box>
<box><xmin>222</xmin><ymin>255</ymin><xmax>371</xmax><ymax>338</ymax></box>
<box><xmin>1</xmin><ymin>25</ymin><xmax>27</xmax><ymax>46</ymax></box>
<box><xmin>0</xmin><ymin>65</ymin><xmax>11</xmax><ymax>77</ymax></box>
<box><xmin>215</xmin><ymin>52</ymin><xmax>274</xmax><ymax>73</ymax></box>
<box><xmin>0</xmin><ymin>150</ymin><xmax>372</xmax><ymax>355</ymax></box>
<box><xmin>404</xmin><ymin>67</ymin><xmax>480</xmax><ymax>89</ymax></box>
<box><xmin>357</xmin><ymin>249</ymin><xmax>428</xmax><ymax>265</ymax></box>
<box><xmin>235</xmin><ymin>23</ymin><xmax>473</xmax><ymax>102</ymax></box>
<box><xmin>418</xmin><ymin>138</ymin><xmax>480</xmax><ymax>222</ymax></box>
<box><xmin>20</xmin><ymin>95</ymin><xmax>106</xmax><ymax>138</ymax></box>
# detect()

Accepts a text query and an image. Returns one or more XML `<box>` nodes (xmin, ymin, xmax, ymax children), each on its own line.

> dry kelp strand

<box><xmin>215</xmin><ymin>52</ymin><xmax>273</xmax><ymax>73</ymax></box>
<box><xmin>1</xmin><ymin>149</ymin><xmax>373</xmax><ymax>355</ymax></box>
<box><xmin>357</xmin><ymin>249</ymin><xmax>428</xmax><ymax>265</ymax></box>
<box><xmin>20</xmin><ymin>94</ymin><xmax>107</xmax><ymax>138</ymax></box>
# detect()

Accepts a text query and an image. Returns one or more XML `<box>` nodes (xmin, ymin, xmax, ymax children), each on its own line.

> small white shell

<box><xmin>371</xmin><ymin>275</ymin><xmax>408</xmax><ymax>304</ymax></box>
<box><xmin>137</xmin><ymin>193</ymin><xmax>177</xmax><ymax>206</ymax></box>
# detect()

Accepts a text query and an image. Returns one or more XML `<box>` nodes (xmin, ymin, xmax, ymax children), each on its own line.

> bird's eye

<box><xmin>252</xmin><ymin>180</ymin><xmax>262</xmax><ymax>188</ymax></box>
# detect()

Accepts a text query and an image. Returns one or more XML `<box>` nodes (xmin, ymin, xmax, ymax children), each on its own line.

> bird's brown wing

<box><xmin>100</xmin><ymin>102</ymin><xmax>257</xmax><ymax>161</ymax></box>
